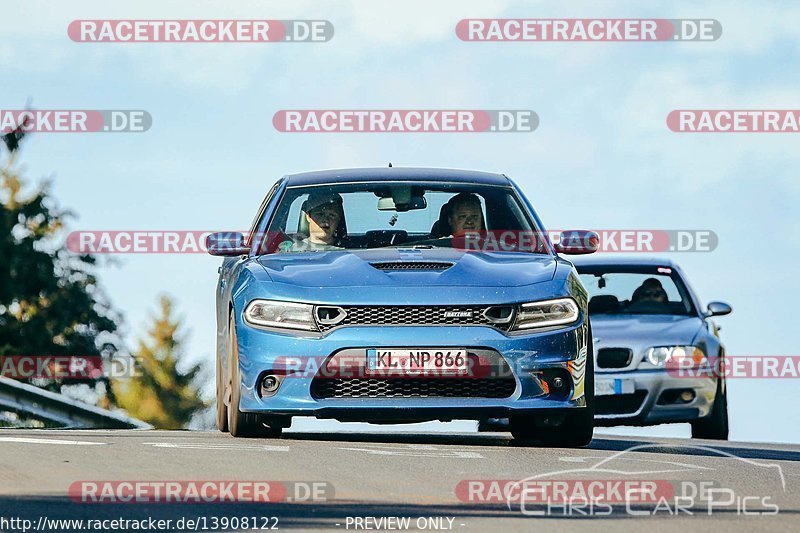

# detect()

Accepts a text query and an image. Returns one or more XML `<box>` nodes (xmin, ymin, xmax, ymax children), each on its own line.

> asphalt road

<box><xmin>0</xmin><ymin>429</ymin><xmax>798</xmax><ymax>532</ymax></box>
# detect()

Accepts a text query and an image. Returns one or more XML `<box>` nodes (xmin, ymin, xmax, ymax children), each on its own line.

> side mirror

<box><xmin>706</xmin><ymin>301</ymin><xmax>732</xmax><ymax>317</ymax></box>
<box><xmin>206</xmin><ymin>232</ymin><xmax>249</xmax><ymax>256</ymax></box>
<box><xmin>554</xmin><ymin>230</ymin><xmax>599</xmax><ymax>255</ymax></box>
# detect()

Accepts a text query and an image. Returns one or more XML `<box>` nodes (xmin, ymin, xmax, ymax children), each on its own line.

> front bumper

<box><xmin>234</xmin><ymin>321</ymin><xmax>589</xmax><ymax>422</ymax></box>
<box><xmin>594</xmin><ymin>369</ymin><xmax>718</xmax><ymax>426</ymax></box>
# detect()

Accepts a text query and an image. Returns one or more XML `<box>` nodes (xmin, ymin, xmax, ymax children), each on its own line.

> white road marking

<box><xmin>338</xmin><ymin>445</ymin><xmax>484</xmax><ymax>459</ymax></box>
<box><xmin>558</xmin><ymin>454</ymin><xmax>712</xmax><ymax>471</ymax></box>
<box><xmin>0</xmin><ymin>437</ymin><xmax>107</xmax><ymax>446</ymax></box>
<box><xmin>144</xmin><ymin>442</ymin><xmax>289</xmax><ymax>452</ymax></box>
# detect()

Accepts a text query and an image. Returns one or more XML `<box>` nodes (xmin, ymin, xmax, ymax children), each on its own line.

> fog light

<box><xmin>680</xmin><ymin>390</ymin><xmax>695</xmax><ymax>403</ymax></box>
<box><xmin>535</xmin><ymin>369</ymin><xmax>572</xmax><ymax>400</ymax></box>
<box><xmin>259</xmin><ymin>374</ymin><xmax>283</xmax><ymax>398</ymax></box>
<box><xmin>657</xmin><ymin>388</ymin><xmax>696</xmax><ymax>405</ymax></box>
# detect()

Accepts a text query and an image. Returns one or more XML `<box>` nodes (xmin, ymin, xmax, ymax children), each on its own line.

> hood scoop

<box><xmin>370</xmin><ymin>261</ymin><xmax>454</xmax><ymax>271</ymax></box>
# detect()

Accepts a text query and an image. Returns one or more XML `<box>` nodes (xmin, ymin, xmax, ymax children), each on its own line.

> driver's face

<box><xmin>306</xmin><ymin>204</ymin><xmax>341</xmax><ymax>243</ymax></box>
<box><xmin>450</xmin><ymin>203</ymin><xmax>483</xmax><ymax>234</ymax></box>
<box><xmin>639</xmin><ymin>288</ymin><xmax>667</xmax><ymax>303</ymax></box>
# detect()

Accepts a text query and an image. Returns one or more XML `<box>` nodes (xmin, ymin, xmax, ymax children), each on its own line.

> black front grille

<box><xmin>595</xmin><ymin>390</ymin><xmax>647</xmax><ymax>415</ymax></box>
<box><xmin>370</xmin><ymin>261</ymin><xmax>453</xmax><ymax>271</ymax></box>
<box><xmin>597</xmin><ymin>348</ymin><xmax>634</xmax><ymax>369</ymax></box>
<box><xmin>316</xmin><ymin>305</ymin><xmax>513</xmax><ymax>333</ymax></box>
<box><xmin>311</xmin><ymin>377</ymin><xmax>517</xmax><ymax>399</ymax></box>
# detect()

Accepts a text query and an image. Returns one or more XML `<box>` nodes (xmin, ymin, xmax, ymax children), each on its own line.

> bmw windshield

<box><xmin>578</xmin><ymin>265</ymin><xmax>696</xmax><ymax>316</ymax></box>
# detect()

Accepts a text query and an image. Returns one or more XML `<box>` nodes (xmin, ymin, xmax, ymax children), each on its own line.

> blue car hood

<box><xmin>590</xmin><ymin>314</ymin><xmax>703</xmax><ymax>347</ymax></box>
<box><xmin>256</xmin><ymin>249</ymin><xmax>557</xmax><ymax>288</ymax></box>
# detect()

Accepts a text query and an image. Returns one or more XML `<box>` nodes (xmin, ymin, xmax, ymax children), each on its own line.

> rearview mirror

<box><xmin>706</xmin><ymin>301</ymin><xmax>732</xmax><ymax>317</ymax></box>
<box><xmin>377</xmin><ymin>196</ymin><xmax>427</xmax><ymax>212</ymax></box>
<box><xmin>554</xmin><ymin>230</ymin><xmax>599</xmax><ymax>255</ymax></box>
<box><xmin>206</xmin><ymin>232</ymin><xmax>249</xmax><ymax>256</ymax></box>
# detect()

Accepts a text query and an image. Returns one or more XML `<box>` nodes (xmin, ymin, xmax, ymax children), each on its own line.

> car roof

<box><xmin>569</xmin><ymin>255</ymin><xmax>679</xmax><ymax>268</ymax></box>
<box><xmin>282</xmin><ymin>167</ymin><xmax>512</xmax><ymax>187</ymax></box>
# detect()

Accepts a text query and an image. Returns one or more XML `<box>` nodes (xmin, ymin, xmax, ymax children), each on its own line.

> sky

<box><xmin>2</xmin><ymin>0</ymin><xmax>800</xmax><ymax>442</ymax></box>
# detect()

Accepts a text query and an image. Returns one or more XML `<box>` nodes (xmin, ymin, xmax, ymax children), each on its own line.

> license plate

<box><xmin>595</xmin><ymin>378</ymin><xmax>635</xmax><ymax>396</ymax></box>
<box><xmin>366</xmin><ymin>349</ymin><xmax>468</xmax><ymax>374</ymax></box>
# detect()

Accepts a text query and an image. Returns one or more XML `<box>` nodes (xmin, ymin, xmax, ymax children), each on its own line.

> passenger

<box><xmin>446</xmin><ymin>193</ymin><xmax>485</xmax><ymax>235</ymax></box>
<box><xmin>279</xmin><ymin>191</ymin><xmax>345</xmax><ymax>252</ymax></box>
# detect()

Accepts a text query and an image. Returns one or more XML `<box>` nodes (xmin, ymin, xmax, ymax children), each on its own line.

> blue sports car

<box><xmin>207</xmin><ymin>167</ymin><xmax>598</xmax><ymax>446</ymax></box>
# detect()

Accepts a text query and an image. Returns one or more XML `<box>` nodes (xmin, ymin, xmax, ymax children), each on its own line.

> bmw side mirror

<box><xmin>554</xmin><ymin>230</ymin><xmax>599</xmax><ymax>255</ymax></box>
<box><xmin>206</xmin><ymin>232</ymin><xmax>249</xmax><ymax>256</ymax></box>
<box><xmin>706</xmin><ymin>301</ymin><xmax>732</xmax><ymax>317</ymax></box>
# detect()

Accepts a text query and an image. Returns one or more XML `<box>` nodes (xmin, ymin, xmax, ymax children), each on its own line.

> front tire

<box><xmin>216</xmin><ymin>348</ymin><xmax>229</xmax><ymax>433</ymax></box>
<box><xmin>227</xmin><ymin>314</ymin><xmax>283</xmax><ymax>439</ymax></box>
<box><xmin>691</xmin><ymin>376</ymin><xmax>729</xmax><ymax>440</ymax></box>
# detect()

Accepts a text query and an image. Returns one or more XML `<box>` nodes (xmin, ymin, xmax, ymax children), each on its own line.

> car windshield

<box><xmin>577</xmin><ymin>265</ymin><xmax>695</xmax><ymax>316</ymax></box>
<box><xmin>260</xmin><ymin>182</ymin><xmax>549</xmax><ymax>254</ymax></box>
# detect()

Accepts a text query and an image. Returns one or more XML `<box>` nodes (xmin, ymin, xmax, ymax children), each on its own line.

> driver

<box><xmin>279</xmin><ymin>191</ymin><xmax>345</xmax><ymax>252</ymax></box>
<box><xmin>631</xmin><ymin>278</ymin><xmax>668</xmax><ymax>304</ymax></box>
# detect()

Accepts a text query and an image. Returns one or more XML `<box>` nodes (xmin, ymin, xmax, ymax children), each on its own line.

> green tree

<box><xmin>0</xmin><ymin>152</ymin><xmax>120</xmax><ymax>401</ymax></box>
<box><xmin>113</xmin><ymin>296</ymin><xmax>207</xmax><ymax>429</ymax></box>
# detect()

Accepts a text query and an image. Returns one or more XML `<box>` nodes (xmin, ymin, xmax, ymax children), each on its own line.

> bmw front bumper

<box><xmin>594</xmin><ymin>369</ymin><xmax>718</xmax><ymax>426</ymax></box>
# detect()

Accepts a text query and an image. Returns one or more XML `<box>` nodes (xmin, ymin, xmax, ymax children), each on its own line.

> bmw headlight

<box><xmin>244</xmin><ymin>300</ymin><xmax>317</xmax><ymax>331</ymax></box>
<box><xmin>645</xmin><ymin>345</ymin><xmax>706</xmax><ymax>367</ymax></box>
<box><xmin>512</xmin><ymin>298</ymin><xmax>580</xmax><ymax>330</ymax></box>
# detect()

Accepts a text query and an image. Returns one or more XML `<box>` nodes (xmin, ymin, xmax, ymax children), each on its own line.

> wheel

<box><xmin>227</xmin><ymin>314</ymin><xmax>283</xmax><ymax>439</ymax></box>
<box><xmin>691</xmin><ymin>376</ymin><xmax>729</xmax><ymax>440</ymax></box>
<box><xmin>511</xmin><ymin>325</ymin><xmax>595</xmax><ymax>448</ymax></box>
<box><xmin>216</xmin><ymin>345</ymin><xmax>229</xmax><ymax>432</ymax></box>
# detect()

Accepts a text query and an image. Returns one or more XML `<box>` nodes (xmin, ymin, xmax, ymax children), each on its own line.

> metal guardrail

<box><xmin>0</xmin><ymin>376</ymin><xmax>151</xmax><ymax>429</ymax></box>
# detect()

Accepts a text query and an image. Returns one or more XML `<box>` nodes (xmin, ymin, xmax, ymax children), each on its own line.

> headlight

<box><xmin>512</xmin><ymin>298</ymin><xmax>580</xmax><ymax>330</ymax></box>
<box><xmin>645</xmin><ymin>345</ymin><xmax>706</xmax><ymax>367</ymax></box>
<box><xmin>244</xmin><ymin>300</ymin><xmax>317</xmax><ymax>331</ymax></box>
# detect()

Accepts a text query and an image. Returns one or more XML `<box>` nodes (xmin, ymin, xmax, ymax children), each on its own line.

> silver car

<box><xmin>573</xmin><ymin>256</ymin><xmax>731</xmax><ymax>440</ymax></box>
<box><xmin>479</xmin><ymin>256</ymin><xmax>731</xmax><ymax>440</ymax></box>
